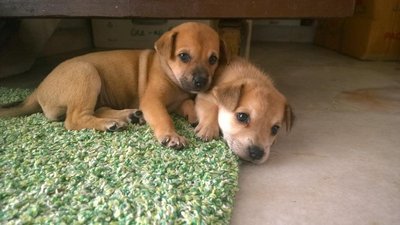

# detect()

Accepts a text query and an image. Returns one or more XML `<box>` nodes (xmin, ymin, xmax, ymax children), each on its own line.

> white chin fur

<box><xmin>217</xmin><ymin>107</ymin><xmax>234</xmax><ymax>136</ymax></box>
<box><xmin>218</xmin><ymin>107</ymin><xmax>271</xmax><ymax>164</ymax></box>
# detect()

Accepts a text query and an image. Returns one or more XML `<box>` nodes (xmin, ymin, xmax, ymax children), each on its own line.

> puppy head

<box><xmin>214</xmin><ymin>79</ymin><xmax>294</xmax><ymax>164</ymax></box>
<box><xmin>155</xmin><ymin>22</ymin><xmax>230</xmax><ymax>93</ymax></box>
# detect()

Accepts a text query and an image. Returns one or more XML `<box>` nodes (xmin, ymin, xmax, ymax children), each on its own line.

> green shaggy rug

<box><xmin>0</xmin><ymin>87</ymin><xmax>239</xmax><ymax>224</ymax></box>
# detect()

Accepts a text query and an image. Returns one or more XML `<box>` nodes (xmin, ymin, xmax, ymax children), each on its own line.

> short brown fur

<box><xmin>195</xmin><ymin>57</ymin><xmax>294</xmax><ymax>163</ymax></box>
<box><xmin>0</xmin><ymin>22</ymin><xmax>229</xmax><ymax>149</ymax></box>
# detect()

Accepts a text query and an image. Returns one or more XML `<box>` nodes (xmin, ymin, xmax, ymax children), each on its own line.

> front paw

<box><xmin>159</xmin><ymin>133</ymin><xmax>187</xmax><ymax>150</ymax></box>
<box><xmin>195</xmin><ymin>122</ymin><xmax>220</xmax><ymax>141</ymax></box>
<box><xmin>186</xmin><ymin>112</ymin><xmax>198</xmax><ymax>127</ymax></box>
<box><xmin>105</xmin><ymin>120</ymin><xmax>127</xmax><ymax>132</ymax></box>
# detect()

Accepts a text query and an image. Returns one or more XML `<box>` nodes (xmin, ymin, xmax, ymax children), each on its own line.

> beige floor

<box><xmin>231</xmin><ymin>43</ymin><xmax>400</xmax><ymax>225</ymax></box>
<box><xmin>1</xmin><ymin>42</ymin><xmax>399</xmax><ymax>225</ymax></box>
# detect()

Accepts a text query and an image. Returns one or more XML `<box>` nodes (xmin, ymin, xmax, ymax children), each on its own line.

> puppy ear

<box><xmin>213</xmin><ymin>83</ymin><xmax>244</xmax><ymax>111</ymax></box>
<box><xmin>154</xmin><ymin>31</ymin><xmax>178</xmax><ymax>59</ymax></box>
<box><xmin>284</xmin><ymin>104</ymin><xmax>295</xmax><ymax>132</ymax></box>
<box><xmin>219</xmin><ymin>39</ymin><xmax>231</xmax><ymax>65</ymax></box>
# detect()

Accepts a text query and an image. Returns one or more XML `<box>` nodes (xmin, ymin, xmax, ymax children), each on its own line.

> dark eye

<box><xmin>209</xmin><ymin>55</ymin><xmax>218</xmax><ymax>65</ymax></box>
<box><xmin>236</xmin><ymin>112</ymin><xmax>250</xmax><ymax>124</ymax></box>
<box><xmin>271</xmin><ymin>125</ymin><xmax>280</xmax><ymax>135</ymax></box>
<box><xmin>178</xmin><ymin>53</ymin><xmax>191</xmax><ymax>63</ymax></box>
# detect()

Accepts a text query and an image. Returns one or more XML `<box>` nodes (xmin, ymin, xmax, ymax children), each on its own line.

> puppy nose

<box><xmin>192</xmin><ymin>67</ymin><xmax>208</xmax><ymax>90</ymax></box>
<box><xmin>193</xmin><ymin>74</ymin><xmax>208</xmax><ymax>89</ymax></box>
<box><xmin>248</xmin><ymin>145</ymin><xmax>264</xmax><ymax>160</ymax></box>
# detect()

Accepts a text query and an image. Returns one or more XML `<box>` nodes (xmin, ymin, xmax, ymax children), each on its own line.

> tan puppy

<box><xmin>0</xmin><ymin>22</ymin><xmax>228</xmax><ymax>149</ymax></box>
<box><xmin>195</xmin><ymin>57</ymin><xmax>294</xmax><ymax>163</ymax></box>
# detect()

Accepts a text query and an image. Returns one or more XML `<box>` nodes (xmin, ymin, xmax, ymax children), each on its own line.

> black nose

<box><xmin>248</xmin><ymin>145</ymin><xmax>264</xmax><ymax>160</ymax></box>
<box><xmin>193</xmin><ymin>74</ymin><xmax>208</xmax><ymax>89</ymax></box>
<box><xmin>192</xmin><ymin>67</ymin><xmax>208</xmax><ymax>90</ymax></box>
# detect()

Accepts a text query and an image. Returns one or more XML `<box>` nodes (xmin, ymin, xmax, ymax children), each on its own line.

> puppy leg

<box><xmin>94</xmin><ymin>107</ymin><xmax>145</xmax><ymax>125</ymax></box>
<box><xmin>64</xmin><ymin>92</ymin><xmax>128</xmax><ymax>132</ymax></box>
<box><xmin>64</xmin><ymin>99</ymin><xmax>127</xmax><ymax>132</ymax></box>
<box><xmin>175</xmin><ymin>99</ymin><xmax>198</xmax><ymax>126</ymax></box>
<box><xmin>195</xmin><ymin>94</ymin><xmax>220</xmax><ymax>141</ymax></box>
<box><xmin>141</xmin><ymin>97</ymin><xmax>187</xmax><ymax>149</ymax></box>
<box><xmin>58</xmin><ymin>68</ymin><xmax>127</xmax><ymax>131</ymax></box>
<box><xmin>65</xmin><ymin>108</ymin><xmax>127</xmax><ymax>131</ymax></box>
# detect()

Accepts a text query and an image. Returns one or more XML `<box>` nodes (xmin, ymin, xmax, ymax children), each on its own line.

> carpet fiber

<box><xmin>0</xmin><ymin>87</ymin><xmax>239</xmax><ymax>224</ymax></box>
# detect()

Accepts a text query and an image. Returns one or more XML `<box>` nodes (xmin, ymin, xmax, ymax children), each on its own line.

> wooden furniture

<box><xmin>0</xmin><ymin>0</ymin><xmax>356</xmax><ymax>77</ymax></box>
<box><xmin>0</xmin><ymin>0</ymin><xmax>355</xmax><ymax>18</ymax></box>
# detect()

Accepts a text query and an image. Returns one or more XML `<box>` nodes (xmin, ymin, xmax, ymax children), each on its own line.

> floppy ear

<box><xmin>219</xmin><ymin>39</ymin><xmax>231</xmax><ymax>65</ymax></box>
<box><xmin>284</xmin><ymin>104</ymin><xmax>295</xmax><ymax>132</ymax></box>
<box><xmin>154</xmin><ymin>31</ymin><xmax>178</xmax><ymax>59</ymax></box>
<box><xmin>213</xmin><ymin>83</ymin><xmax>244</xmax><ymax>111</ymax></box>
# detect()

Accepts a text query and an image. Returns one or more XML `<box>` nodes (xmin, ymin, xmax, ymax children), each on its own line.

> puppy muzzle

<box><xmin>193</xmin><ymin>74</ymin><xmax>208</xmax><ymax>91</ymax></box>
<box><xmin>248</xmin><ymin>145</ymin><xmax>265</xmax><ymax>160</ymax></box>
<box><xmin>180</xmin><ymin>67</ymin><xmax>210</xmax><ymax>93</ymax></box>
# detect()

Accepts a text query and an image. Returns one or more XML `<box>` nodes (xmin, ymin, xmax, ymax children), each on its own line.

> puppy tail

<box><xmin>0</xmin><ymin>92</ymin><xmax>41</xmax><ymax>117</ymax></box>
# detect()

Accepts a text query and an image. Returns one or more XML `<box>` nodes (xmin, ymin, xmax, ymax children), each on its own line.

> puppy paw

<box><xmin>105</xmin><ymin>121</ymin><xmax>127</xmax><ymax>132</ymax></box>
<box><xmin>128</xmin><ymin>110</ymin><xmax>146</xmax><ymax>125</ymax></box>
<box><xmin>177</xmin><ymin>99</ymin><xmax>198</xmax><ymax>125</ymax></box>
<box><xmin>186</xmin><ymin>113</ymin><xmax>198</xmax><ymax>126</ymax></box>
<box><xmin>195</xmin><ymin>122</ymin><xmax>220</xmax><ymax>141</ymax></box>
<box><xmin>159</xmin><ymin>133</ymin><xmax>187</xmax><ymax>150</ymax></box>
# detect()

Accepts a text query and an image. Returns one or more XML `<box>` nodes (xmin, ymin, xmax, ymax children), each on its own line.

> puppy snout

<box><xmin>193</xmin><ymin>75</ymin><xmax>207</xmax><ymax>89</ymax></box>
<box><xmin>192</xmin><ymin>68</ymin><xmax>209</xmax><ymax>90</ymax></box>
<box><xmin>248</xmin><ymin>145</ymin><xmax>264</xmax><ymax>160</ymax></box>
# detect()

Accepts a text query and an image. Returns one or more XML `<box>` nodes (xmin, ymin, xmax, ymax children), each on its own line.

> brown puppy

<box><xmin>195</xmin><ymin>57</ymin><xmax>294</xmax><ymax>163</ymax></box>
<box><xmin>0</xmin><ymin>22</ymin><xmax>228</xmax><ymax>149</ymax></box>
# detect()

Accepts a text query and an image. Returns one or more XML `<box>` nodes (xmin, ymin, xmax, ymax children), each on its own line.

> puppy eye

<box><xmin>178</xmin><ymin>53</ymin><xmax>191</xmax><ymax>63</ymax></box>
<box><xmin>271</xmin><ymin>125</ymin><xmax>280</xmax><ymax>135</ymax></box>
<box><xmin>209</xmin><ymin>55</ymin><xmax>218</xmax><ymax>65</ymax></box>
<box><xmin>236</xmin><ymin>112</ymin><xmax>250</xmax><ymax>124</ymax></box>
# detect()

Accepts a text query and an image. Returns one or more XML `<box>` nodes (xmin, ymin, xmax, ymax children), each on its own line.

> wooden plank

<box><xmin>0</xmin><ymin>0</ymin><xmax>355</xmax><ymax>18</ymax></box>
